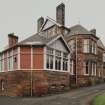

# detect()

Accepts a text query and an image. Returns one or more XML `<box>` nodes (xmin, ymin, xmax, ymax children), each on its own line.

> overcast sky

<box><xmin>0</xmin><ymin>0</ymin><xmax>105</xmax><ymax>51</ymax></box>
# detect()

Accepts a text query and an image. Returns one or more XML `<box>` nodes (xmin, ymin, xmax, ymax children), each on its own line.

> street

<box><xmin>0</xmin><ymin>84</ymin><xmax>105</xmax><ymax>105</ymax></box>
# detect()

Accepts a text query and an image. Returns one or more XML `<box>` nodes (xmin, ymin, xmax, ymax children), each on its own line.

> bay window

<box><xmin>46</xmin><ymin>47</ymin><xmax>69</xmax><ymax>71</ymax></box>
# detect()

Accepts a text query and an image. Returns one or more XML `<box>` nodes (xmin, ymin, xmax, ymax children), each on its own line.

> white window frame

<box><xmin>83</xmin><ymin>61</ymin><xmax>89</xmax><ymax>75</ymax></box>
<box><xmin>55</xmin><ymin>50</ymin><xmax>61</xmax><ymax>70</ymax></box>
<box><xmin>70</xmin><ymin>60</ymin><xmax>74</xmax><ymax>75</ymax></box>
<box><xmin>91</xmin><ymin>62</ymin><xmax>97</xmax><ymax>76</ymax></box>
<box><xmin>63</xmin><ymin>53</ymin><xmax>68</xmax><ymax>71</ymax></box>
<box><xmin>44</xmin><ymin>47</ymin><xmax>69</xmax><ymax>72</ymax></box>
<box><xmin>92</xmin><ymin>41</ymin><xmax>97</xmax><ymax>54</ymax></box>
<box><xmin>83</xmin><ymin>39</ymin><xmax>89</xmax><ymax>53</ymax></box>
<box><xmin>99</xmin><ymin>69</ymin><xmax>101</xmax><ymax>77</ymax></box>
<box><xmin>94</xmin><ymin>63</ymin><xmax>97</xmax><ymax>76</ymax></box>
<box><xmin>7</xmin><ymin>50</ymin><xmax>13</xmax><ymax>71</ymax></box>
<box><xmin>0</xmin><ymin>55</ymin><xmax>3</xmax><ymax>72</ymax></box>
<box><xmin>95</xmin><ymin>43</ymin><xmax>97</xmax><ymax>54</ymax></box>
<box><xmin>91</xmin><ymin>63</ymin><xmax>94</xmax><ymax>76</ymax></box>
<box><xmin>46</xmin><ymin>47</ymin><xmax>54</xmax><ymax>70</ymax></box>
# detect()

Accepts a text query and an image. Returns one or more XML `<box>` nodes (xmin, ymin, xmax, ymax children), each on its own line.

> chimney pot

<box><xmin>56</xmin><ymin>3</ymin><xmax>65</xmax><ymax>26</ymax></box>
<box><xmin>37</xmin><ymin>17</ymin><xmax>44</xmax><ymax>32</ymax></box>
<box><xmin>8</xmin><ymin>33</ymin><xmax>18</xmax><ymax>47</ymax></box>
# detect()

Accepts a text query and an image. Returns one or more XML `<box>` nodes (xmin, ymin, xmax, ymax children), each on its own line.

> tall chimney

<box><xmin>56</xmin><ymin>3</ymin><xmax>65</xmax><ymax>26</ymax></box>
<box><xmin>37</xmin><ymin>17</ymin><xmax>44</xmax><ymax>32</ymax></box>
<box><xmin>8</xmin><ymin>33</ymin><xmax>18</xmax><ymax>47</ymax></box>
<box><xmin>90</xmin><ymin>29</ymin><xmax>96</xmax><ymax>35</ymax></box>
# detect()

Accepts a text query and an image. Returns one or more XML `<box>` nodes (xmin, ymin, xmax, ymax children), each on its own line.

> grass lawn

<box><xmin>92</xmin><ymin>92</ymin><xmax>105</xmax><ymax>105</ymax></box>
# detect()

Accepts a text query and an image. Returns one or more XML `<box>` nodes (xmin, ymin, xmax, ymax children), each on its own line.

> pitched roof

<box><xmin>18</xmin><ymin>33</ymin><xmax>58</xmax><ymax>46</ymax></box>
<box><xmin>18</xmin><ymin>32</ymin><xmax>70</xmax><ymax>52</ymax></box>
<box><xmin>69</xmin><ymin>24</ymin><xmax>92</xmax><ymax>35</ymax></box>
<box><xmin>97</xmin><ymin>40</ymin><xmax>105</xmax><ymax>50</ymax></box>
<box><xmin>40</xmin><ymin>17</ymin><xmax>70</xmax><ymax>31</ymax></box>
<box><xmin>43</xmin><ymin>17</ymin><xmax>62</xmax><ymax>27</ymax></box>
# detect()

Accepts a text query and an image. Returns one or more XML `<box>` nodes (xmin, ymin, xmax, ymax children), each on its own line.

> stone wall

<box><xmin>77</xmin><ymin>75</ymin><xmax>103</xmax><ymax>87</ymax></box>
<box><xmin>0</xmin><ymin>70</ymin><xmax>70</xmax><ymax>96</ymax></box>
<box><xmin>44</xmin><ymin>70</ymin><xmax>70</xmax><ymax>93</ymax></box>
<box><xmin>66</xmin><ymin>34</ymin><xmax>104</xmax><ymax>86</ymax></box>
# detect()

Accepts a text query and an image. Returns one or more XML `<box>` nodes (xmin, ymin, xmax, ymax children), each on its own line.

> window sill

<box><xmin>45</xmin><ymin>69</ymin><xmax>69</xmax><ymax>73</ymax></box>
<box><xmin>84</xmin><ymin>74</ymin><xmax>89</xmax><ymax>76</ymax></box>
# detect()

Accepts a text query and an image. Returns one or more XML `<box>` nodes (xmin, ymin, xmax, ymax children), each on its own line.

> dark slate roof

<box><xmin>18</xmin><ymin>32</ymin><xmax>58</xmax><ymax>46</ymax></box>
<box><xmin>68</xmin><ymin>24</ymin><xmax>92</xmax><ymax>36</ymax></box>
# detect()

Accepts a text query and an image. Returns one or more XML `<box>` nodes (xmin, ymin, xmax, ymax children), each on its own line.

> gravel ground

<box><xmin>0</xmin><ymin>84</ymin><xmax>105</xmax><ymax>105</ymax></box>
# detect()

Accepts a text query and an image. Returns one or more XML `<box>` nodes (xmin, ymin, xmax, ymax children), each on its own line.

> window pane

<box><xmin>46</xmin><ymin>55</ymin><xmax>53</xmax><ymax>69</ymax></box>
<box><xmin>55</xmin><ymin>50</ymin><xmax>61</xmax><ymax>57</ymax></box>
<box><xmin>63</xmin><ymin>59</ymin><xmax>68</xmax><ymax>71</ymax></box>
<box><xmin>86</xmin><ymin>62</ymin><xmax>89</xmax><ymax>74</ymax></box>
<box><xmin>83</xmin><ymin>61</ymin><xmax>89</xmax><ymax>75</ymax></box>
<box><xmin>83</xmin><ymin>39</ymin><xmax>89</xmax><ymax>53</ymax></box>
<box><xmin>55</xmin><ymin>57</ymin><xmax>61</xmax><ymax>70</ymax></box>
<box><xmin>84</xmin><ymin>39</ymin><xmax>88</xmax><ymax>44</ymax></box>
<box><xmin>50</xmin><ymin>56</ymin><xmax>53</xmax><ymax>69</ymax></box>
<box><xmin>55</xmin><ymin>59</ymin><xmax>57</xmax><ymax>70</ymax></box>
<box><xmin>46</xmin><ymin>55</ymin><xmax>49</xmax><ymax>69</ymax></box>
<box><xmin>47</xmin><ymin>48</ymin><xmax>53</xmax><ymax>55</ymax></box>
<box><xmin>70</xmin><ymin>60</ymin><xmax>74</xmax><ymax>74</ymax></box>
<box><xmin>63</xmin><ymin>53</ymin><xmax>68</xmax><ymax>58</ymax></box>
<box><xmin>0</xmin><ymin>61</ymin><xmax>2</xmax><ymax>71</ymax></box>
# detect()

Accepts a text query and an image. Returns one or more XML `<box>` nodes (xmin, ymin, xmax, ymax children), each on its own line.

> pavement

<box><xmin>0</xmin><ymin>84</ymin><xmax>105</xmax><ymax>105</ymax></box>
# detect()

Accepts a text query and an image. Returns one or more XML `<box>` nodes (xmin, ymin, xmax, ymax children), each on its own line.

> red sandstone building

<box><xmin>0</xmin><ymin>3</ymin><xmax>105</xmax><ymax>96</ymax></box>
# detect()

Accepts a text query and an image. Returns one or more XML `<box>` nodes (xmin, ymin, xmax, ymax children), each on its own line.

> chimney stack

<box><xmin>56</xmin><ymin>3</ymin><xmax>65</xmax><ymax>26</ymax></box>
<box><xmin>90</xmin><ymin>29</ymin><xmax>96</xmax><ymax>35</ymax></box>
<box><xmin>8</xmin><ymin>33</ymin><xmax>18</xmax><ymax>47</ymax></box>
<box><xmin>37</xmin><ymin>17</ymin><xmax>44</xmax><ymax>32</ymax></box>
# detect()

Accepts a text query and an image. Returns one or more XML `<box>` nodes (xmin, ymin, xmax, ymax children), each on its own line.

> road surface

<box><xmin>0</xmin><ymin>84</ymin><xmax>105</xmax><ymax>105</ymax></box>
